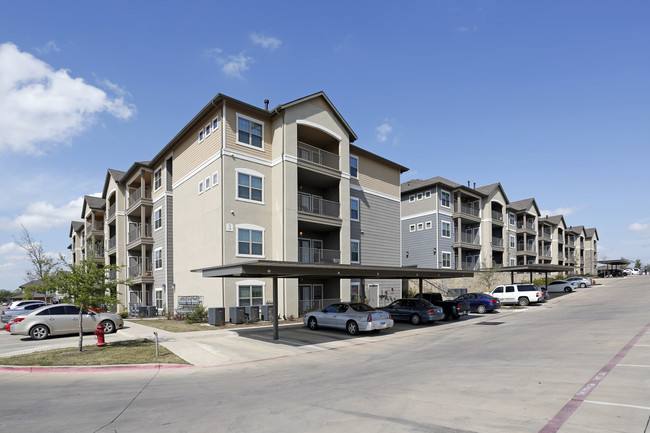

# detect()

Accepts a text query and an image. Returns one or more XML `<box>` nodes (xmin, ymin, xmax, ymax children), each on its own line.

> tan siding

<box><xmin>354</xmin><ymin>154</ymin><xmax>401</xmax><ymax>197</ymax></box>
<box><xmin>225</xmin><ymin>104</ymin><xmax>273</xmax><ymax>161</ymax></box>
<box><xmin>173</xmin><ymin>106</ymin><xmax>222</xmax><ymax>182</ymax></box>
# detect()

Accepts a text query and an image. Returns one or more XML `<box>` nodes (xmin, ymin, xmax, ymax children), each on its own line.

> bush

<box><xmin>185</xmin><ymin>305</ymin><xmax>208</xmax><ymax>324</ymax></box>
<box><xmin>119</xmin><ymin>311</ymin><xmax>129</xmax><ymax>319</ymax></box>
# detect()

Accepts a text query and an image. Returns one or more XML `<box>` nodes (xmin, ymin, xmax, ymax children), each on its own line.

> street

<box><xmin>1</xmin><ymin>277</ymin><xmax>649</xmax><ymax>433</ymax></box>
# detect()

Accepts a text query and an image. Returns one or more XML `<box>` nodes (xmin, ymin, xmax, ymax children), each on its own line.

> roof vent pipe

<box><xmin>467</xmin><ymin>181</ymin><xmax>470</xmax><ymax>187</ymax></box>
<box><xmin>473</xmin><ymin>182</ymin><xmax>476</xmax><ymax>189</ymax></box>
<box><xmin>264</xmin><ymin>99</ymin><xmax>269</xmax><ymax>110</ymax></box>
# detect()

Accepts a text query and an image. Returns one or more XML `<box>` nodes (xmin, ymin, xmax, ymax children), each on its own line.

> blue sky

<box><xmin>1</xmin><ymin>1</ymin><xmax>649</xmax><ymax>290</ymax></box>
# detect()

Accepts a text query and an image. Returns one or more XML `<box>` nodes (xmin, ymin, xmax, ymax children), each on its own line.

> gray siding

<box><xmin>401</xmin><ymin>213</ymin><xmax>454</xmax><ymax>268</ymax></box>
<box><xmin>352</xmin><ymin>189</ymin><xmax>400</xmax><ymax>267</ymax></box>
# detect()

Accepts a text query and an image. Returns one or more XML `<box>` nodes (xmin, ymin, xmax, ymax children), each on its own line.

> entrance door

<box><xmin>312</xmin><ymin>240</ymin><xmax>323</xmax><ymax>263</ymax></box>
<box><xmin>299</xmin><ymin>239</ymin><xmax>311</xmax><ymax>263</ymax></box>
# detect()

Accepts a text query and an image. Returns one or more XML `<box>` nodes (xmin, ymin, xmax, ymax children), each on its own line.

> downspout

<box><xmin>221</xmin><ymin>100</ymin><xmax>226</xmax><ymax>308</ymax></box>
<box><xmin>273</xmin><ymin>106</ymin><xmax>286</xmax><ymax>318</ymax></box>
<box><xmin>436</xmin><ymin>185</ymin><xmax>440</xmax><ymax>269</ymax></box>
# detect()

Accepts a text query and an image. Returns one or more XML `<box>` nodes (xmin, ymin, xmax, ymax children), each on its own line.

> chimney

<box><xmin>264</xmin><ymin>99</ymin><xmax>269</xmax><ymax>110</ymax></box>
<box><xmin>467</xmin><ymin>181</ymin><xmax>470</xmax><ymax>187</ymax></box>
<box><xmin>473</xmin><ymin>182</ymin><xmax>476</xmax><ymax>189</ymax></box>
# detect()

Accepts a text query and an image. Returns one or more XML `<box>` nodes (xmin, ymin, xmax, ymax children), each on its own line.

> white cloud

<box><xmin>0</xmin><ymin>42</ymin><xmax>136</xmax><ymax>155</ymax></box>
<box><xmin>4</xmin><ymin>196</ymin><xmax>86</xmax><ymax>232</ymax></box>
<box><xmin>220</xmin><ymin>53</ymin><xmax>253</xmax><ymax>79</ymax></box>
<box><xmin>250</xmin><ymin>33</ymin><xmax>282</xmax><ymax>51</ymax></box>
<box><xmin>629</xmin><ymin>223</ymin><xmax>650</xmax><ymax>232</ymax></box>
<box><xmin>539</xmin><ymin>205</ymin><xmax>586</xmax><ymax>217</ymax></box>
<box><xmin>376</xmin><ymin>122</ymin><xmax>393</xmax><ymax>142</ymax></box>
<box><xmin>34</xmin><ymin>41</ymin><xmax>60</xmax><ymax>54</ymax></box>
<box><xmin>0</xmin><ymin>242</ymin><xmax>22</xmax><ymax>256</ymax></box>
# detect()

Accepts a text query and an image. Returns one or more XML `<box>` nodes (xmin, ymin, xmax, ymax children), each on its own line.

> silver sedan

<box><xmin>10</xmin><ymin>303</ymin><xmax>124</xmax><ymax>340</ymax></box>
<box><xmin>304</xmin><ymin>302</ymin><xmax>393</xmax><ymax>335</ymax></box>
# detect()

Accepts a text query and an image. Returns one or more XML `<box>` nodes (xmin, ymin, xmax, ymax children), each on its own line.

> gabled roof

<box><xmin>102</xmin><ymin>169</ymin><xmax>127</xmax><ymax>198</ymax></box>
<box><xmin>585</xmin><ymin>227</ymin><xmax>599</xmax><ymax>240</ymax></box>
<box><xmin>507</xmin><ymin>198</ymin><xmax>540</xmax><ymax>216</ymax></box>
<box><xmin>538</xmin><ymin>214</ymin><xmax>567</xmax><ymax>228</ymax></box>
<box><xmin>475</xmin><ymin>182</ymin><xmax>510</xmax><ymax>204</ymax></box>
<box><xmin>401</xmin><ymin>176</ymin><xmax>464</xmax><ymax>195</ymax></box>
<box><xmin>567</xmin><ymin>225</ymin><xmax>586</xmax><ymax>236</ymax></box>
<box><xmin>69</xmin><ymin>221</ymin><xmax>84</xmax><ymax>237</ymax></box>
<box><xmin>80</xmin><ymin>195</ymin><xmax>105</xmax><ymax>218</ymax></box>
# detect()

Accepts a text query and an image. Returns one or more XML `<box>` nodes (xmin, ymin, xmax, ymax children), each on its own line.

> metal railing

<box><xmin>517</xmin><ymin>243</ymin><xmax>537</xmax><ymax>253</ymax></box>
<box><xmin>297</xmin><ymin>142</ymin><xmax>339</xmax><ymax>170</ymax></box>
<box><xmin>517</xmin><ymin>221</ymin><xmax>536</xmax><ymax>230</ymax></box>
<box><xmin>127</xmin><ymin>224</ymin><xmax>152</xmax><ymax>243</ymax></box>
<box><xmin>108</xmin><ymin>236</ymin><xmax>116</xmax><ymax>250</ymax></box>
<box><xmin>541</xmin><ymin>248</ymin><xmax>552</xmax><ymax>257</ymax></box>
<box><xmin>461</xmin><ymin>260</ymin><xmax>481</xmax><ymax>270</ymax></box>
<box><xmin>492</xmin><ymin>237</ymin><xmax>503</xmax><ymax>247</ymax></box>
<box><xmin>297</xmin><ymin>193</ymin><xmax>340</xmax><ymax>218</ymax></box>
<box><xmin>128</xmin><ymin>258</ymin><xmax>152</xmax><ymax>278</ymax></box>
<box><xmin>454</xmin><ymin>202</ymin><xmax>480</xmax><ymax>217</ymax></box>
<box><xmin>128</xmin><ymin>186</ymin><xmax>152</xmax><ymax>208</ymax></box>
<box><xmin>298</xmin><ymin>247</ymin><xmax>341</xmax><ymax>264</ymax></box>
<box><xmin>455</xmin><ymin>232</ymin><xmax>480</xmax><ymax>245</ymax></box>
<box><xmin>299</xmin><ymin>298</ymin><xmax>340</xmax><ymax>315</ymax></box>
<box><xmin>107</xmin><ymin>203</ymin><xmax>116</xmax><ymax>220</ymax></box>
<box><xmin>86</xmin><ymin>221</ymin><xmax>104</xmax><ymax>234</ymax></box>
<box><xmin>492</xmin><ymin>210</ymin><xmax>503</xmax><ymax>221</ymax></box>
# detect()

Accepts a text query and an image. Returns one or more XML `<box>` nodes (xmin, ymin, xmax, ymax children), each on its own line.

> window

<box><xmin>510</xmin><ymin>258</ymin><xmax>516</xmax><ymax>266</ymax></box>
<box><xmin>198</xmin><ymin>129</ymin><xmax>205</xmax><ymax>142</ymax></box>
<box><xmin>237</xmin><ymin>114</ymin><xmax>263</xmax><ymax>149</ymax></box>
<box><xmin>198</xmin><ymin>180</ymin><xmax>204</xmax><ymax>194</ymax></box>
<box><xmin>417</xmin><ymin>222</ymin><xmax>424</xmax><ymax>231</ymax></box>
<box><xmin>238</xmin><ymin>227</ymin><xmax>264</xmax><ymax>257</ymax></box>
<box><xmin>350</xmin><ymin>155</ymin><xmax>358</xmax><ymax>179</ymax></box>
<box><xmin>417</xmin><ymin>192</ymin><xmax>423</xmax><ymax>201</ymax></box>
<box><xmin>441</xmin><ymin>221</ymin><xmax>451</xmax><ymax>238</ymax></box>
<box><xmin>205</xmin><ymin>122</ymin><xmax>211</xmax><ymax>137</ymax></box>
<box><xmin>350</xmin><ymin>197</ymin><xmax>360</xmax><ymax>221</ymax></box>
<box><xmin>154</xmin><ymin>248</ymin><xmax>163</xmax><ymax>269</ymax></box>
<box><xmin>212</xmin><ymin>116</ymin><xmax>219</xmax><ymax>131</ymax></box>
<box><xmin>425</xmin><ymin>190</ymin><xmax>431</xmax><ymax>199</ymax></box>
<box><xmin>237</xmin><ymin>172</ymin><xmax>263</xmax><ymax>202</ymax></box>
<box><xmin>510</xmin><ymin>235</ymin><xmax>516</xmax><ymax>248</ymax></box>
<box><xmin>409</xmin><ymin>195</ymin><xmax>415</xmax><ymax>203</ymax></box>
<box><xmin>212</xmin><ymin>172</ymin><xmax>218</xmax><ymax>186</ymax></box>
<box><xmin>441</xmin><ymin>191</ymin><xmax>450</xmax><ymax>207</ymax></box>
<box><xmin>425</xmin><ymin>221</ymin><xmax>432</xmax><ymax>229</ymax></box>
<box><xmin>153</xmin><ymin>208</ymin><xmax>162</xmax><ymax>230</ymax></box>
<box><xmin>351</xmin><ymin>240</ymin><xmax>360</xmax><ymax>263</ymax></box>
<box><xmin>509</xmin><ymin>213</ymin><xmax>516</xmax><ymax>226</ymax></box>
<box><xmin>238</xmin><ymin>283</ymin><xmax>264</xmax><ymax>306</ymax></box>
<box><xmin>409</xmin><ymin>224</ymin><xmax>416</xmax><ymax>232</ymax></box>
<box><xmin>154</xmin><ymin>168</ymin><xmax>162</xmax><ymax>191</ymax></box>
<box><xmin>442</xmin><ymin>252</ymin><xmax>451</xmax><ymax>268</ymax></box>
<box><xmin>155</xmin><ymin>289</ymin><xmax>163</xmax><ymax>309</ymax></box>
<box><xmin>205</xmin><ymin>176</ymin><xmax>211</xmax><ymax>190</ymax></box>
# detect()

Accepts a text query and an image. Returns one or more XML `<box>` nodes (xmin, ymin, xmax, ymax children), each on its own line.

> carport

<box><xmin>597</xmin><ymin>259</ymin><xmax>632</xmax><ymax>276</ymax></box>
<box><xmin>193</xmin><ymin>260</ymin><xmax>473</xmax><ymax>340</ymax></box>
<box><xmin>496</xmin><ymin>264</ymin><xmax>576</xmax><ymax>286</ymax></box>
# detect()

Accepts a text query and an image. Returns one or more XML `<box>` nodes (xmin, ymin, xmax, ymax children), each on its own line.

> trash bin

<box><xmin>244</xmin><ymin>305</ymin><xmax>259</xmax><ymax>322</ymax></box>
<box><xmin>260</xmin><ymin>305</ymin><xmax>275</xmax><ymax>321</ymax></box>
<box><xmin>146</xmin><ymin>306</ymin><xmax>157</xmax><ymax>317</ymax></box>
<box><xmin>208</xmin><ymin>307</ymin><xmax>225</xmax><ymax>326</ymax></box>
<box><xmin>138</xmin><ymin>306</ymin><xmax>147</xmax><ymax>317</ymax></box>
<box><xmin>229</xmin><ymin>306</ymin><xmax>246</xmax><ymax>324</ymax></box>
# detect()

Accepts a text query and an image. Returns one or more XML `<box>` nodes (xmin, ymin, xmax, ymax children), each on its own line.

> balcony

<box><xmin>86</xmin><ymin>221</ymin><xmax>104</xmax><ymax>236</ymax></box>
<box><xmin>460</xmin><ymin>260</ymin><xmax>480</xmax><ymax>270</ymax></box>
<box><xmin>298</xmin><ymin>247</ymin><xmax>341</xmax><ymax>264</ymax></box>
<box><xmin>517</xmin><ymin>243</ymin><xmax>537</xmax><ymax>254</ymax></box>
<box><xmin>128</xmin><ymin>258</ymin><xmax>153</xmax><ymax>279</ymax></box>
<box><xmin>87</xmin><ymin>244</ymin><xmax>104</xmax><ymax>260</ymax></box>
<box><xmin>491</xmin><ymin>210</ymin><xmax>503</xmax><ymax>223</ymax></box>
<box><xmin>127</xmin><ymin>224</ymin><xmax>153</xmax><ymax>246</ymax></box>
<box><xmin>540</xmin><ymin>248</ymin><xmax>552</xmax><ymax>258</ymax></box>
<box><xmin>127</xmin><ymin>186</ymin><xmax>152</xmax><ymax>213</ymax></box>
<box><xmin>454</xmin><ymin>203</ymin><xmax>480</xmax><ymax>218</ymax></box>
<box><xmin>491</xmin><ymin>237</ymin><xmax>504</xmax><ymax>248</ymax></box>
<box><xmin>539</xmin><ymin>230</ymin><xmax>552</xmax><ymax>240</ymax></box>
<box><xmin>107</xmin><ymin>203</ymin><xmax>117</xmax><ymax>222</ymax></box>
<box><xmin>298</xmin><ymin>193</ymin><xmax>340</xmax><ymax>219</ymax></box>
<box><xmin>455</xmin><ymin>232</ymin><xmax>480</xmax><ymax>245</ymax></box>
<box><xmin>107</xmin><ymin>236</ymin><xmax>117</xmax><ymax>252</ymax></box>
<box><xmin>297</xmin><ymin>141</ymin><xmax>339</xmax><ymax>171</ymax></box>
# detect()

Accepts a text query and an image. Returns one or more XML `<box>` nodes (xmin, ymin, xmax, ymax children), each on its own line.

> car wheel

<box><xmin>29</xmin><ymin>324</ymin><xmax>49</xmax><ymax>340</ymax></box>
<box><xmin>518</xmin><ymin>297</ymin><xmax>529</xmax><ymax>307</ymax></box>
<box><xmin>564</xmin><ymin>287</ymin><xmax>572</xmax><ymax>293</ymax></box>
<box><xmin>410</xmin><ymin>314</ymin><xmax>422</xmax><ymax>325</ymax></box>
<box><xmin>307</xmin><ymin>317</ymin><xmax>318</xmax><ymax>330</ymax></box>
<box><xmin>346</xmin><ymin>320</ymin><xmax>359</xmax><ymax>336</ymax></box>
<box><xmin>580</xmin><ymin>283</ymin><xmax>586</xmax><ymax>288</ymax></box>
<box><xmin>476</xmin><ymin>305</ymin><xmax>487</xmax><ymax>314</ymax></box>
<box><xmin>101</xmin><ymin>320</ymin><xmax>116</xmax><ymax>334</ymax></box>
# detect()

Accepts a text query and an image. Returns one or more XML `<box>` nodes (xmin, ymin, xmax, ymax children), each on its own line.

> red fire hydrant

<box><xmin>94</xmin><ymin>323</ymin><xmax>106</xmax><ymax>347</ymax></box>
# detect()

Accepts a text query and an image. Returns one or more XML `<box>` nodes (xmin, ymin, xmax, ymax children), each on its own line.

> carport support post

<box><xmin>273</xmin><ymin>276</ymin><xmax>278</xmax><ymax>341</ymax></box>
<box><xmin>419</xmin><ymin>278</ymin><xmax>423</xmax><ymax>297</ymax></box>
<box><xmin>510</xmin><ymin>271</ymin><xmax>514</xmax><ymax>284</ymax></box>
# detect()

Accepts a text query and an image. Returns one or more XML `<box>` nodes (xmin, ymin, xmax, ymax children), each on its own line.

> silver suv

<box><xmin>490</xmin><ymin>284</ymin><xmax>543</xmax><ymax>306</ymax></box>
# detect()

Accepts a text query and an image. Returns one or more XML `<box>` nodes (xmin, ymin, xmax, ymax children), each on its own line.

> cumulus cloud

<box><xmin>539</xmin><ymin>205</ymin><xmax>586</xmax><ymax>217</ymax></box>
<box><xmin>250</xmin><ymin>33</ymin><xmax>281</xmax><ymax>50</ymax></box>
<box><xmin>376</xmin><ymin>122</ymin><xmax>393</xmax><ymax>142</ymax></box>
<box><xmin>221</xmin><ymin>53</ymin><xmax>253</xmax><ymax>79</ymax></box>
<box><xmin>0</xmin><ymin>42</ymin><xmax>136</xmax><ymax>155</ymax></box>
<box><xmin>629</xmin><ymin>223</ymin><xmax>650</xmax><ymax>231</ymax></box>
<box><xmin>2</xmin><ymin>196</ymin><xmax>86</xmax><ymax>232</ymax></box>
<box><xmin>34</xmin><ymin>40</ymin><xmax>60</xmax><ymax>54</ymax></box>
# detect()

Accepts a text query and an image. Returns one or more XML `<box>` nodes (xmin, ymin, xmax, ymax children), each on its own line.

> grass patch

<box><xmin>127</xmin><ymin>319</ymin><xmax>212</xmax><ymax>332</ymax></box>
<box><xmin>0</xmin><ymin>339</ymin><xmax>188</xmax><ymax>366</ymax></box>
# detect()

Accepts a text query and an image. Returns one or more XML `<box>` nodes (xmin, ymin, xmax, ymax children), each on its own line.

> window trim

<box><xmin>441</xmin><ymin>221</ymin><xmax>451</xmax><ymax>238</ymax></box>
<box><xmin>205</xmin><ymin>176</ymin><xmax>211</xmax><ymax>190</ymax></box>
<box><xmin>409</xmin><ymin>194</ymin><xmax>415</xmax><ymax>203</ymax></box>
<box><xmin>424</xmin><ymin>190</ymin><xmax>431</xmax><ymax>199</ymax></box>
<box><xmin>409</xmin><ymin>224</ymin><xmax>416</xmax><ymax>232</ymax></box>
<box><xmin>236</xmin><ymin>280</ymin><xmax>266</xmax><ymax>307</ymax></box>
<box><xmin>153</xmin><ymin>167</ymin><xmax>162</xmax><ymax>192</ymax></box>
<box><xmin>236</xmin><ymin>169</ymin><xmax>264</xmax><ymax>204</ymax></box>
<box><xmin>350</xmin><ymin>197</ymin><xmax>360</xmax><ymax>221</ymax></box>
<box><xmin>154</xmin><ymin>247</ymin><xmax>163</xmax><ymax>270</ymax></box>
<box><xmin>441</xmin><ymin>190</ymin><xmax>451</xmax><ymax>208</ymax></box>
<box><xmin>212</xmin><ymin>171</ymin><xmax>218</xmax><ymax>187</ymax></box>
<box><xmin>510</xmin><ymin>235</ymin><xmax>516</xmax><ymax>248</ymax></box>
<box><xmin>236</xmin><ymin>112</ymin><xmax>264</xmax><ymax>150</ymax></box>
<box><xmin>236</xmin><ymin>224</ymin><xmax>265</xmax><ymax>258</ymax></box>
<box><xmin>153</xmin><ymin>207</ymin><xmax>162</xmax><ymax>231</ymax></box>
<box><xmin>441</xmin><ymin>251</ymin><xmax>452</xmax><ymax>268</ymax></box>
<box><xmin>198</xmin><ymin>180</ymin><xmax>204</xmax><ymax>195</ymax></box>
<box><xmin>351</xmin><ymin>239</ymin><xmax>360</xmax><ymax>264</ymax></box>
<box><xmin>350</xmin><ymin>155</ymin><xmax>359</xmax><ymax>179</ymax></box>
<box><xmin>212</xmin><ymin>116</ymin><xmax>219</xmax><ymax>132</ymax></box>
<box><xmin>417</xmin><ymin>222</ymin><xmax>424</xmax><ymax>231</ymax></box>
<box><xmin>425</xmin><ymin>220</ymin><xmax>432</xmax><ymax>230</ymax></box>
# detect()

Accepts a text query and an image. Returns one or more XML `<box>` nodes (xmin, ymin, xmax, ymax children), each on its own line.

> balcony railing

<box><xmin>541</xmin><ymin>248</ymin><xmax>552</xmax><ymax>257</ymax></box>
<box><xmin>108</xmin><ymin>236</ymin><xmax>116</xmax><ymax>250</ymax></box>
<box><xmin>128</xmin><ymin>186</ymin><xmax>152</xmax><ymax>208</ymax></box>
<box><xmin>128</xmin><ymin>258</ymin><xmax>152</xmax><ymax>278</ymax></box>
<box><xmin>298</xmin><ymin>247</ymin><xmax>341</xmax><ymax>264</ymax></box>
<box><xmin>455</xmin><ymin>232</ymin><xmax>480</xmax><ymax>245</ymax></box>
<box><xmin>127</xmin><ymin>224</ymin><xmax>152</xmax><ymax>243</ymax></box>
<box><xmin>86</xmin><ymin>221</ymin><xmax>104</xmax><ymax>235</ymax></box>
<box><xmin>454</xmin><ymin>203</ymin><xmax>480</xmax><ymax>217</ymax></box>
<box><xmin>461</xmin><ymin>260</ymin><xmax>480</xmax><ymax>270</ymax></box>
<box><xmin>299</xmin><ymin>298</ymin><xmax>340</xmax><ymax>316</ymax></box>
<box><xmin>517</xmin><ymin>221</ymin><xmax>535</xmax><ymax>230</ymax></box>
<box><xmin>491</xmin><ymin>237</ymin><xmax>503</xmax><ymax>247</ymax></box>
<box><xmin>297</xmin><ymin>193</ymin><xmax>340</xmax><ymax>218</ymax></box>
<box><xmin>492</xmin><ymin>210</ymin><xmax>503</xmax><ymax>221</ymax></box>
<box><xmin>517</xmin><ymin>243</ymin><xmax>537</xmax><ymax>253</ymax></box>
<box><xmin>297</xmin><ymin>141</ymin><xmax>339</xmax><ymax>170</ymax></box>
<box><xmin>107</xmin><ymin>203</ymin><xmax>116</xmax><ymax>220</ymax></box>
<box><xmin>87</xmin><ymin>245</ymin><xmax>104</xmax><ymax>257</ymax></box>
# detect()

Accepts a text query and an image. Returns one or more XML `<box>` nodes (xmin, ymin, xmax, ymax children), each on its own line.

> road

<box><xmin>1</xmin><ymin>277</ymin><xmax>649</xmax><ymax>433</ymax></box>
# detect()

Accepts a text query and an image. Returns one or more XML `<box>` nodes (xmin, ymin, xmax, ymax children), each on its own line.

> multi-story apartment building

<box><xmin>584</xmin><ymin>228</ymin><xmax>599</xmax><ymax>274</ymax></box>
<box><xmin>538</xmin><ymin>215</ymin><xmax>568</xmax><ymax>266</ymax></box>
<box><xmin>72</xmin><ymin>92</ymin><xmax>406</xmax><ymax>319</ymax></box>
<box><xmin>68</xmin><ymin>221</ymin><xmax>84</xmax><ymax>265</ymax></box>
<box><xmin>566</xmin><ymin>226</ymin><xmax>587</xmax><ymax>274</ymax></box>
<box><xmin>506</xmin><ymin>198</ymin><xmax>540</xmax><ymax>266</ymax></box>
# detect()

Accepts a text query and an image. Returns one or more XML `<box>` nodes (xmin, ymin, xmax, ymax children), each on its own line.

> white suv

<box><xmin>490</xmin><ymin>284</ymin><xmax>543</xmax><ymax>306</ymax></box>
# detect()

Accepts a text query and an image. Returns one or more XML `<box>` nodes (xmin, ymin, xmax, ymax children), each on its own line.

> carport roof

<box><xmin>496</xmin><ymin>264</ymin><xmax>575</xmax><ymax>273</ymax></box>
<box><xmin>193</xmin><ymin>260</ymin><xmax>475</xmax><ymax>279</ymax></box>
<box><xmin>598</xmin><ymin>259</ymin><xmax>632</xmax><ymax>266</ymax></box>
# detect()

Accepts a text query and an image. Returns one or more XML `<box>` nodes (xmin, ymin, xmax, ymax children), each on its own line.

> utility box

<box><xmin>260</xmin><ymin>305</ymin><xmax>274</xmax><ymax>321</ymax></box>
<box><xmin>146</xmin><ymin>306</ymin><xmax>157</xmax><ymax>317</ymax></box>
<box><xmin>229</xmin><ymin>306</ymin><xmax>246</xmax><ymax>324</ymax></box>
<box><xmin>208</xmin><ymin>307</ymin><xmax>225</xmax><ymax>326</ymax></box>
<box><xmin>244</xmin><ymin>305</ymin><xmax>260</xmax><ymax>322</ymax></box>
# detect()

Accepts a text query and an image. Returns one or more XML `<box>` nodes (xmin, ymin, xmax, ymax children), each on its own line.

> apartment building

<box><xmin>584</xmin><ymin>228</ymin><xmax>599</xmax><ymax>274</ymax></box>
<box><xmin>538</xmin><ymin>215</ymin><xmax>568</xmax><ymax>266</ymax></box>
<box><xmin>71</xmin><ymin>91</ymin><xmax>406</xmax><ymax>319</ymax></box>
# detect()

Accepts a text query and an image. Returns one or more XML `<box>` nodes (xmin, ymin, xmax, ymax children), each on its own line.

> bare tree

<box><xmin>14</xmin><ymin>224</ymin><xmax>57</xmax><ymax>299</ymax></box>
<box><xmin>475</xmin><ymin>260</ymin><xmax>503</xmax><ymax>293</ymax></box>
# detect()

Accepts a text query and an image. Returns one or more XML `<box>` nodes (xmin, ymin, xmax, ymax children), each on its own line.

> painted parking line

<box><xmin>539</xmin><ymin>321</ymin><xmax>650</xmax><ymax>433</ymax></box>
<box><xmin>584</xmin><ymin>400</ymin><xmax>650</xmax><ymax>411</ymax></box>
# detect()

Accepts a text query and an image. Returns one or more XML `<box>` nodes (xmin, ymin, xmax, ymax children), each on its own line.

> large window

<box><xmin>350</xmin><ymin>197</ymin><xmax>360</xmax><ymax>221</ymax></box>
<box><xmin>238</xmin><ymin>228</ymin><xmax>264</xmax><ymax>257</ymax></box>
<box><xmin>442</xmin><ymin>252</ymin><xmax>452</xmax><ymax>268</ymax></box>
<box><xmin>509</xmin><ymin>213</ymin><xmax>516</xmax><ymax>226</ymax></box>
<box><xmin>238</xmin><ymin>284</ymin><xmax>264</xmax><ymax>306</ymax></box>
<box><xmin>441</xmin><ymin>221</ymin><xmax>451</xmax><ymax>238</ymax></box>
<box><xmin>153</xmin><ymin>208</ymin><xmax>162</xmax><ymax>230</ymax></box>
<box><xmin>154</xmin><ymin>248</ymin><xmax>163</xmax><ymax>270</ymax></box>
<box><xmin>155</xmin><ymin>289</ymin><xmax>163</xmax><ymax>309</ymax></box>
<box><xmin>154</xmin><ymin>168</ymin><xmax>162</xmax><ymax>191</ymax></box>
<box><xmin>350</xmin><ymin>155</ymin><xmax>358</xmax><ymax>179</ymax></box>
<box><xmin>510</xmin><ymin>235</ymin><xmax>516</xmax><ymax>248</ymax></box>
<box><xmin>351</xmin><ymin>240</ymin><xmax>360</xmax><ymax>263</ymax></box>
<box><xmin>237</xmin><ymin>172</ymin><xmax>263</xmax><ymax>202</ymax></box>
<box><xmin>237</xmin><ymin>114</ymin><xmax>263</xmax><ymax>149</ymax></box>
<box><xmin>441</xmin><ymin>190</ymin><xmax>450</xmax><ymax>207</ymax></box>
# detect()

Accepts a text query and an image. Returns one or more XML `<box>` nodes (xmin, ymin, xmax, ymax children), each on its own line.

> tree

<box><xmin>0</xmin><ymin>289</ymin><xmax>18</xmax><ymax>303</ymax></box>
<box><xmin>475</xmin><ymin>260</ymin><xmax>503</xmax><ymax>293</ymax></box>
<box><xmin>15</xmin><ymin>224</ymin><xmax>57</xmax><ymax>283</ymax></box>
<box><xmin>635</xmin><ymin>259</ymin><xmax>642</xmax><ymax>270</ymax></box>
<box><xmin>40</xmin><ymin>256</ymin><xmax>126</xmax><ymax>352</ymax></box>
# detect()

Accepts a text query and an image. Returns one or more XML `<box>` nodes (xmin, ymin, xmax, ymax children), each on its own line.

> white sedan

<box><xmin>304</xmin><ymin>302</ymin><xmax>393</xmax><ymax>335</ymax></box>
<box><xmin>545</xmin><ymin>280</ymin><xmax>578</xmax><ymax>293</ymax></box>
<box><xmin>565</xmin><ymin>277</ymin><xmax>592</xmax><ymax>288</ymax></box>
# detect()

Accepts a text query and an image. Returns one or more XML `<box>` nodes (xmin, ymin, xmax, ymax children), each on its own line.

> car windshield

<box><xmin>349</xmin><ymin>303</ymin><xmax>376</xmax><ymax>312</ymax></box>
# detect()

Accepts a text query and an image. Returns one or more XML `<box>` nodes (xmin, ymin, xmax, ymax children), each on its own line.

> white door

<box><xmin>299</xmin><ymin>239</ymin><xmax>311</xmax><ymax>263</ymax></box>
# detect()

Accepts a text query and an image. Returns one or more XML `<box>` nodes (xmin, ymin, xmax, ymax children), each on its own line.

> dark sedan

<box><xmin>454</xmin><ymin>293</ymin><xmax>501</xmax><ymax>314</ymax></box>
<box><xmin>379</xmin><ymin>298</ymin><xmax>444</xmax><ymax>325</ymax></box>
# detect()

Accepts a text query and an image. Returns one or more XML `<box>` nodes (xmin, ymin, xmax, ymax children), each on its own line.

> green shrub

<box><xmin>185</xmin><ymin>305</ymin><xmax>208</xmax><ymax>324</ymax></box>
<box><xmin>119</xmin><ymin>311</ymin><xmax>129</xmax><ymax>319</ymax></box>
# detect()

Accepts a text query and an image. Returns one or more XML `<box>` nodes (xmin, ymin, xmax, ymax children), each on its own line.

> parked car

<box><xmin>378</xmin><ymin>298</ymin><xmax>444</xmax><ymax>325</ymax></box>
<box><xmin>304</xmin><ymin>302</ymin><xmax>393</xmax><ymax>335</ymax></box>
<box><xmin>6</xmin><ymin>300</ymin><xmax>47</xmax><ymax>310</ymax></box>
<box><xmin>1</xmin><ymin>302</ymin><xmax>49</xmax><ymax>323</ymax></box>
<box><xmin>490</xmin><ymin>284</ymin><xmax>543</xmax><ymax>306</ymax></box>
<box><xmin>454</xmin><ymin>293</ymin><xmax>501</xmax><ymax>314</ymax></box>
<box><xmin>537</xmin><ymin>285</ymin><xmax>549</xmax><ymax>302</ymax></box>
<box><xmin>415</xmin><ymin>292</ymin><xmax>471</xmax><ymax>320</ymax></box>
<box><xmin>598</xmin><ymin>269</ymin><xmax>624</xmax><ymax>277</ymax></box>
<box><xmin>545</xmin><ymin>280</ymin><xmax>578</xmax><ymax>293</ymax></box>
<box><xmin>565</xmin><ymin>277</ymin><xmax>593</xmax><ymax>288</ymax></box>
<box><xmin>10</xmin><ymin>303</ymin><xmax>124</xmax><ymax>340</ymax></box>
